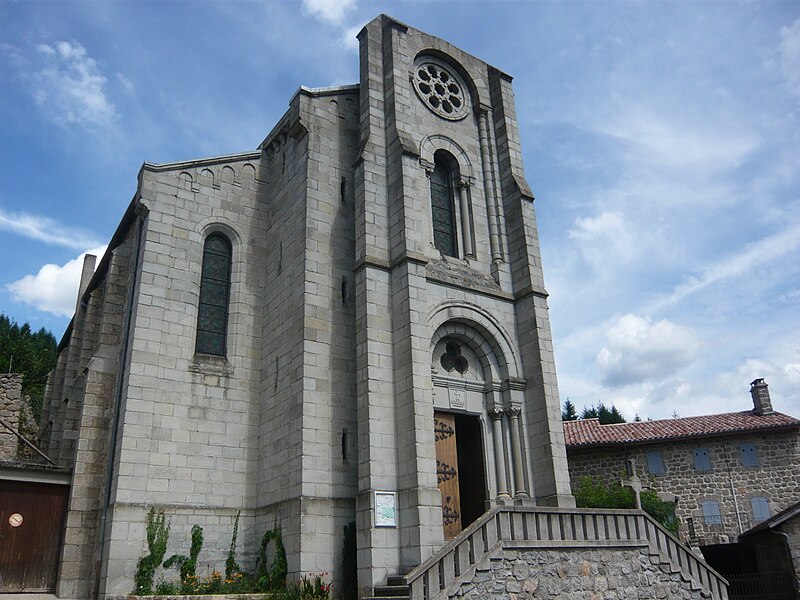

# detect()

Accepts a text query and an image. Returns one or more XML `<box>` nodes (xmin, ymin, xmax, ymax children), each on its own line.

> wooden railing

<box><xmin>403</xmin><ymin>505</ymin><xmax>729</xmax><ymax>600</ymax></box>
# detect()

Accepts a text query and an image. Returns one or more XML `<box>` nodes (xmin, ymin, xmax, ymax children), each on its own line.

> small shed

<box><xmin>738</xmin><ymin>500</ymin><xmax>800</xmax><ymax>599</ymax></box>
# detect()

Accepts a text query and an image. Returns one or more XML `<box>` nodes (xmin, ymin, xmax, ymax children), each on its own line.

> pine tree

<box><xmin>561</xmin><ymin>399</ymin><xmax>578</xmax><ymax>421</ymax></box>
<box><xmin>0</xmin><ymin>313</ymin><xmax>57</xmax><ymax>425</ymax></box>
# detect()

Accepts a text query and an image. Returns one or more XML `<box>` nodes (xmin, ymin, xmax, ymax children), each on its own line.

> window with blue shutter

<box><xmin>739</xmin><ymin>443</ymin><xmax>759</xmax><ymax>467</ymax></box>
<box><xmin>702</xmin><ymin>501</ymin><xmax>722</xmax><ymax>525</ymax></box>
<box><xmin>751</xmin><ymin>497</ymin><xmax>770</xmax><ymax>523</ymax></box>
<box><xmin>195</xmin><ymin>233</ymin><xmax>232</xmax><ymax>356</ymax></box>
<box><xmin>693</xmin><ymin>447</ymin><xmax>712</xmax><ymax>471</ymax></box>
<box><xmin>646</xmin><ymin>451</ymin><xmax>665</xmax><ymax>475</ymax></box>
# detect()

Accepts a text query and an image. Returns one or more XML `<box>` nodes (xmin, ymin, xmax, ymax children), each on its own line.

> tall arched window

<box><xmin>196</xmin><ymin>233</ymin><xmax>232</xmax><ymax>356</ymax></box>
<box><xmin>430</xmin><ymin>151</ymin><xmax>458</xmax><ymax>257</ymax></box>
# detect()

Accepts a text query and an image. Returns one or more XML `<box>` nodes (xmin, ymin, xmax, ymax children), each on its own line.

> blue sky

<box><xmin>1</xmin><ymin>0</ymin><xmax>798</xmax><ymax>421</ymax></box>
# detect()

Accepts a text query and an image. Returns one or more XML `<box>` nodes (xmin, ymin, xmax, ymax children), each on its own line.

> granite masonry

<box><xmin>37</xmin><ymin>14</ymin><xmax>727</xmax><ymax>600</ymax></box>
<box><xmin>0</xmin><ymin>373</ymin><xmax>23</xmax><ymax>459</ymax></box>
<box><xmin>38</xmin><ymin>15</ymin><xmax>573</xmax><ymax>599</ymax></box>
<box><xmin>565</xmin><ymin>380</ymin><xmax>800</xmax><ymax>547</ymax></box>
<box><xmin>455</xmin><ymin>547</ymin><xmax>709</xmax><ymax>600</ymax></box>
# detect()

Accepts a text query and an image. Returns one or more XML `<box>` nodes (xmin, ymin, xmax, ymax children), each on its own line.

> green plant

<box><xmin>573</xmin><ymin>477</ymin><xmax>679</xmax><ymax>535</ymax></box>
<box><xmin>284</xmin><ymin>573</ymin><xmax>331</xmax><ymax>600</ymax></box>
<box><xmin>225</xmin><ymin>511</ymin><xmax>242</xmax><ymax>578</ymax></box>
<box><xmin>133</xmin><ymin>508</ymin><xmax>170</xmax><ymax>595</ymax></box>
<box><xmin>340</xmin><ymin>521</ymin><xmax>357</xmax><ymax>600</ymax></box>
<box><xmin>163</xmin><ymin>524</ymin><xmax>203</xmax><ymax>583</ymax></box>
<box><xmin>255</xmin><ymin>525</ymin><xmax>288</xmax><ymax>591</ymax></box>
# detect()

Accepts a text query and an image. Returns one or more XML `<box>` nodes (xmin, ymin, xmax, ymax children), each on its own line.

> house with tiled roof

<box><xmin>564</xmin><ymin>379</ymin><xmax>800</xmax><ymax>547</ymax></box>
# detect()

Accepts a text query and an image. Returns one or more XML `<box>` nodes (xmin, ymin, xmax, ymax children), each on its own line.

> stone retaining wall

<box><xmin>456</xmin><ymin>546</ymin><xmax>707</xmax><ymax>599</ymax></box>
<box><xmin>0</xmin><ymin>373</ymin><xmax>23</xmax><ymax>458</ymax></box>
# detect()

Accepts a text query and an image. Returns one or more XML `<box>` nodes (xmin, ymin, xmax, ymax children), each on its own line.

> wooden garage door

<box><xmin>0</xmin><ymin>479</ymin><xmax>69</xmax><ymax>592</ymax></box>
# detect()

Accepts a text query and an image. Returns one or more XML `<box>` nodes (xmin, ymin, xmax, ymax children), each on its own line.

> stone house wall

<box><xmin>0</xmin><ymin>373</ymin><xmax>22</xmax><ymax>459</ymax></box>
<box><xmin>567</xmin><ymin>430</ymin><xmax>800</xmax><ymax>545</ymax></box>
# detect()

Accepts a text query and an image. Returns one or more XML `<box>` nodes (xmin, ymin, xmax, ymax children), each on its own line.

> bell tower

<box><xmin>352</xmin><ymin>14</ymin><xmax>573</xmax><ymax>593</ymax></box>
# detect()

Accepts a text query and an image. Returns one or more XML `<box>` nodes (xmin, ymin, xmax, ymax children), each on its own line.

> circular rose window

<box><xmin>412</xmin><ymin>59</ymin><xmax>470</xmax><ymax>120</ymax></box>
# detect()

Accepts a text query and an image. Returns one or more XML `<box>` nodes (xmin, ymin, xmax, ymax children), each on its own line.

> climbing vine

<box><xmin>163</xmin><ymin>524</ymin><xmax>203</xmax><ymax>583</ymax></box>
<box><xmin>225</xmin><ymin>511</ymin><xmax>242</xmax><ymax>578</ymax></box>
<box><xmin>255</xmin><ymin>525</ymin><xmax>288</xmax><ymax>590</ymax></box>
<box><xmin>134</xmin><ymin>508</ymin><xmax>170</xmax><ymax>595</ymax></box>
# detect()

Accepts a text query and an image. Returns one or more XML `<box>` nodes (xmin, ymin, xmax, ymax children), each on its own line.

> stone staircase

<box><xmin>369</xmin><ymin>505</ymin><xmax>729</xmax><ymax>600</ymax></box>
<box><xmin>363</xmin><ymin>575</ymin><xmax>411</xmax><ymax>600</ymax></box>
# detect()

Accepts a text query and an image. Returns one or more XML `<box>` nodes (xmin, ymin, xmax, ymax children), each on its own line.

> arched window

<box><xmin>195</xmin><ymin>233</ymin><xmax>232</xmax><ymax>356</ymax></box>
<box><xmin>430</xmin><ymin>151</ymin><xmax>458</xmax><ymax>257</ymax></box>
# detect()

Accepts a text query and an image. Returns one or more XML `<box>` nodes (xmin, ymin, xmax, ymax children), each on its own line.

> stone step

<box><xmin>373</xmin><ymin>584</ymin><xmax>411</xmax><ymax>596</ymax></box>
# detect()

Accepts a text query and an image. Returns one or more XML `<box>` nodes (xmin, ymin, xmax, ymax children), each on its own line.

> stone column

<box><xmin>477</xmin><ymin>107</ymin><xmax>501</xmax><ymax>263</ymax></box>
<box><xmin>490</xmin><ymin>408</ymin><xmax>510</xmax><ymax>498</ymax></box>
<box><xmin>457</xmin><ymin>179</ymin><xmax>473</xmax><ymax>258</ymax></box>
<box><xmin>506</xmin><ymin>407</ymin><xmax>528</xmax><ymax>498</ymax></box>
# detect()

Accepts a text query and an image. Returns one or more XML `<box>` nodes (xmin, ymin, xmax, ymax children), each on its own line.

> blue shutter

<box><xmin>739</xmin><ymin>443</ymin><xmax>759</xmax><ymax>467</ymax></box>
<box><xmin>646</xmin><ymin>451</ymin><xmax>665</xmax><ymax>475</ymax></box>
<box><xmin>693</xmin><ymin>448</ymin><xmax>712</xmax><ymax>471</ymax></box>
<box><xmin>702</xmin><ymin>501</ymin><xmax>721</xmax><ymax>525</ymax></box>
<box><xmin>751</xmin><ymin>497</ymin><xmax>770</xmax><ymax>522</ymax></box>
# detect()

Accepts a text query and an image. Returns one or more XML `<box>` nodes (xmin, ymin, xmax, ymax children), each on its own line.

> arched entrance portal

<box><xmin>431</xmin><ymin>317</ymin><xmax>528</xmax><ymax>540</ymax></box>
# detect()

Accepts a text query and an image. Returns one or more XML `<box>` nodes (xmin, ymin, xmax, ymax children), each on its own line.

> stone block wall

<box><xmin>454</xmin><ymin>546</ymin><xmax>709</xmax><ymax>599</ymax></box>
<box><xmin>568</xmin><ymin>430</ymin><xmax>800</xmax><ymax>545</ymax></box>
<box><xmin>0</xmin><ymin>373</ymin><xmax>22</xmax><ymax>459</ymax></box>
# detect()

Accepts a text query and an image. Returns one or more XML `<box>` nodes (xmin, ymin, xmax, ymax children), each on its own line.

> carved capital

<box><xmin>506</xmin><ymin>406</ymin><xmax>522</xmax><ymax>419</ymax></box>
<box><xmin>419</xmin><ymin>158</ymin><xmax>435</xmax><ymax>176</ymax></box>
<box><xmin>489</xmin><ymin>408</ymin><xmax>505</xmax><ymax>421</ymax></box>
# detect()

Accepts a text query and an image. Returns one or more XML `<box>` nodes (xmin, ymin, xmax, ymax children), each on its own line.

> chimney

<box><xmin>750</xmin><ymin>378</ymin><xmax>773</xmax><ymax>416</ymax></box>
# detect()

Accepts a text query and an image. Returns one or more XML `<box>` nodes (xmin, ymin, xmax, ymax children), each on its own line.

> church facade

<box><xmin>41</xmin><ymin>14</ymin><xmax>592</xmax><ymax>599</ymax></box>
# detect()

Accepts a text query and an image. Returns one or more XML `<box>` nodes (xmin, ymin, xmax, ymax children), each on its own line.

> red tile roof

<box><xmin>563</xmin><ymin>411</ymin><xmax>800</xmax><ymax>448</ymax></box>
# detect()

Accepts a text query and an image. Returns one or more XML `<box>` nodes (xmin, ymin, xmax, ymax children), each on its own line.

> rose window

<box><xmin>412</xmin><ymin>60</ymin><xmax>469</xmax><ymax>120</ymax></box>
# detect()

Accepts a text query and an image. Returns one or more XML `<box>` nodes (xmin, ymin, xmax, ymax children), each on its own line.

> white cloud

<box><xmin>597</xmin><ymin>314</ymin><xmax>699</xmax><ymax>387</ymax></box>
<box><xmin>590</xmin><ymin>106</ymin><xmax>759</xmax><ymax>172</ymax></box>
<box><xmin>0</xmin><ymin>208</ymin><xmax>101</xmax><ymax>250</ymax></box>
<box><xmin>652</xmin><ymin>221</ymin><xmax>800</xmax><ymax>310</ymax></box>
<box><xmin>33</xmin><ymin>41</ymin><xmax>116</xmax><ymax>126</ymax></box>
<box><xmin>301</xmin><ymin>0</ymin><xmax>357</xmax><ymax>25</ymax></box>
<box><xmin>341</xmin><ymin>24</ymin><xmax>363</xmax><ymax>51</ymax></box>
<box><xmin>779</xmin><ymin>18</ymin><xmax>800</xmax><ymax>98</ymax></box>
<box><xmin>6</xmin><ymin>246</ymin><xmax>107</xmax><ymax>317</ymax></box>
<box><xmin>568</xmin><ymin>211</ymin><xmax>636</xmax><ymax>267</ymax></box>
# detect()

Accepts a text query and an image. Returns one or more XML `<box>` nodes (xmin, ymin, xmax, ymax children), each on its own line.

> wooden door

<box><xmin>434</xmin><ymin>412</ymin><xmax>462</xmax><ymax>540</ymax></box>
<box><xmin>0</xmin><ymin>479</ymin><xmax>69</xmax><ymax>592</ymax></box>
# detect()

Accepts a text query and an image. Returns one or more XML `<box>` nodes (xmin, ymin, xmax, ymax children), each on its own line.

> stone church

<box><xmin>36</xmin><ymin>15</ymin><xmax>728</xmax><ymax>600</ymax></box>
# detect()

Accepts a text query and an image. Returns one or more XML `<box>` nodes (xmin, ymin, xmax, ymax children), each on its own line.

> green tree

<box><xmin>561</xmin><ymin>399</ymin><xmax>578</xmax><ymax>421</ymax></box>
<box><xmin>0</xmin><ymin>313</ymin><xmax>57</xmax><ymax>425</ymax></box>
<box><xmin>580</xmin><ymin>402</ymin><xmax>626</xmax><ymax>424</ymax></box>
<box><xmin>573</xmin><ymin>477</ymin><xmax>679</xmax><ymax>535</ymax></box>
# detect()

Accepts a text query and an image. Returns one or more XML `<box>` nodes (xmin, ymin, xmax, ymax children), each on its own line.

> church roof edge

<box><xmin>141</xmin><ymin>151</ymin><xmax>262</xmax><ymax>173</ymax></box>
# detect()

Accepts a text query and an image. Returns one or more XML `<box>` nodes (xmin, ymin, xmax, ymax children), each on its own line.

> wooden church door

<box><xmin>434</xmin><ymin>412</ymin><xmax>462</xmax><ymax>539</ymax></box>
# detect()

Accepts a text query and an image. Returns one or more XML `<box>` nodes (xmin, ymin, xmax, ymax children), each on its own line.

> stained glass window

<box><xmin>430</xmin><ymin>152</ymin><xmax>457</xmax><ymax>257</ymax></box>
<box><xmin>196</xmin><ymin>233</ymin><xmax>232</xmax><ymax>356</ymax></box>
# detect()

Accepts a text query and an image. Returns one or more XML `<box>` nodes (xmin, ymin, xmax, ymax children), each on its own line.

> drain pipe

<box><xmin>94</xmin><ymin>209</ymin><xmax>145</xmax><ymax>599</ymax></box>
<box><xmin>726</xmin><ymin>449</ymin><xmax>744</xmax><ymax>534</ymax></box>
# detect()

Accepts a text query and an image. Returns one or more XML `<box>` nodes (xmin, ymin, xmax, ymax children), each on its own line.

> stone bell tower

<box><xmin>352</xmin><ymin>14</ymin><xmax>573</xmax><ymax>592</ymax></box>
